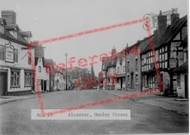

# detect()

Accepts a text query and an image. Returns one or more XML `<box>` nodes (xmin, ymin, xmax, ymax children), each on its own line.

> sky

<box><xmin>0</xmin><ymin>0</ymin><xmax>188</xmax><ymax>75</ymax></box>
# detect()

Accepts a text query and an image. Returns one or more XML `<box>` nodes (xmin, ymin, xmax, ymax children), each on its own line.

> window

<box><xmin>38</xmin><ymin>66</ymin><xmax>42</xmax><ymax>72</ymax></box>
<box><xmin>0</xmin><ymin>45</ymin><xmax>5</xmax><ymax>60</ymax></box>
<box><xmin>177</xmin><ymin>74</ymin><xmax>181</xmax><ymax>87</ymax></box>
<box><xmin>28</xmin><ymin>55</ymin><xmax>31</xmax><ymax>64</ymax></box>
<box><xmin>144</xmin><ymin>75</ymin><xmax>147</xmax><ymax>88</ymax></box>
<box><xmin>135</xmin><ymin>58</ymin><xmax>138</xmax><ymax>69</ymax></box>
<box><xmin>123</xmin><ymin>66</ymin><xmax>125</xmax><ymax>72</ymax></box>
<box><xmin>11</xmin><ymin>70</ymin><xmax>20</xmax><ymax>88</ymax></box>
<box><xmin>135</xmin><ymin>74</ymin><xmax>138</xmax><ymax>84</ymax></box>
<box><xmin>39</xmin><ymin>58</ymin><xmax>41</xmax><ymax>62</ymax></box>
<box><xmin>102</xmin><ymin>64</ymin><xmax>105</xmax><ymax>70</ymax></box>
<box><xmin>0</xmin><ymin>25</ymin><xmax>4</xmax><ymax>33</ymax></box>
<box><xmin>127</xmin><ymin>60</ymin><xmax>129</xmax><ymax>71</ymax></box>
<box><xmin>46</xmin><ymin>67</ymin><xmax>49</xmax><ymax>74</ymax></box>
<box><xmin>14</xmin><ymin>49</ymin><xmax>18</xmax><ymax>63</ymax></box>
<box><xmin>127</xmin><ymin>75</ymin><xmax>130</xmax><ymax>84</ymax></box>
<box><xmin>24</xmin><ymin>72</ymin><xmax>33</xmax><ymax>87</ymax></box>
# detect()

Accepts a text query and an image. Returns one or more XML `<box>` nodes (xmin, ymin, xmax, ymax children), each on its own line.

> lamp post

<box><xmin>65</xmin><ymin>53</ymin><xmax>67</xmax><ymax>90</ymax></box>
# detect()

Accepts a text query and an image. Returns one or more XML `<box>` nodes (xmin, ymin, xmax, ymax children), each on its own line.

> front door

<box><xmin>0</xmin><ymin>72</ymin><xmax>7</xmax><ymax>96</ymax></box>
<box><xmin>131</xmin><ymin>73</ymin><xmax>134</xmax><ymax>89</ymax></box>
<box><xmin>44</xmin><ymin>81</ymin><xmax>47</xmax><ymax>91</ymax></box>
<box><xmin>41</xmin><ymin>80</ymin><xmax>43</xmax><ymax>91</ymax></box>
<box><xmin>185</xmin><ymin>74</ymin><xmax>188</xmax><ymax>98</ymax></box>
<box><xmin>120</xmin><ymin>78</ymin><xmax>123</xmax><ymax>89</ymax></box>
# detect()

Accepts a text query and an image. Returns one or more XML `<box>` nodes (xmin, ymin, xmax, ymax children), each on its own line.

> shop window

<box><xmin>24</xmin><ymin>72</ymin><xmax>33</xmax><ymax>87</ymax></box>
<box><xmin>14</xmin><ymin>49</ymin><xmax>18</xmax><ymax>63</ymax></box>
<box><xmin>0</xmin><ymin>45</ymin><xmax>5</xmax><ymax>60</ymax></box>
<box><xmin>11</xmin><ymin>70</ymin><xmax>20</xmax><ymax>88</ymax></box>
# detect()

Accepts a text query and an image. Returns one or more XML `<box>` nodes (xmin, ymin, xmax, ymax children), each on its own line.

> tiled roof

<box><xmin>173</xmin><ymin>61</ymin><xmax>188</xmax><ymax>73</ymax></box>
<box><xmin>19</xmin><ymin>31</ymin><xmax>32</xmax><ymax>37</ymax></box>
<box><xmin>141</xmin><ymin>15</ymin><xmax>187</xmax><ymax>54</ymax></box>
<box><xmin>0</xmin><ymin>23</ymin><xmax>29</xmax><ymax>45</ymax></box>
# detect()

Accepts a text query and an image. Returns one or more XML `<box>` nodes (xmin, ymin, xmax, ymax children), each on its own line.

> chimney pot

<box><xmin>160</xmin><ymin>10</ymin><xmax>162</xmax><ymax>15</ymax></box>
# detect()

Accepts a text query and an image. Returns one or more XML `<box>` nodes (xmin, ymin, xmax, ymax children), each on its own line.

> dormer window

<box><xmin>9</xmin><ymin>30</ymin><xmax>17</xmax><ymax>39</ymax></box>
<box><xmin>0</xmin><ymin>24</ymin><xmax>4</xmax><ymax>34</ymax></box>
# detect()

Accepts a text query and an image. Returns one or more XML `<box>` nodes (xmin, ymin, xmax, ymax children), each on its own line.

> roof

<box><xmin>19</xmin><ymin>31</ymin><xmax>32</xmax><ymax>37</ymax></box>
<box><xmin>0</xmin><ymin>23</ymin><xmax>29</xmax><ymax>45</ymax></box>
<box><xmin>141</xmin><ymin>15</ymin><xmax>187</xmax><ymax>54</ymax></box>
<box><xmin>173</xmin><ymin>61</ymin><xmax>188</xmax><ymax>73</ymax></box>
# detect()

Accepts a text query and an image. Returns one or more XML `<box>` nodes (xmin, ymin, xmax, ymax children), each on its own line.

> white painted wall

<box><xmin>0</xmin><ymin>38</ymin><xmax>35</xmax><ymax>92</ymax></box>
<box><xmin>177</xmin><ymin>74</ymin><xmax>185</xmax><ymax>98</ymax></box>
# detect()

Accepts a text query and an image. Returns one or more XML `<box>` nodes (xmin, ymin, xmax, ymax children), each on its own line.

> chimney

<box><xmin>1</xmin><ymin>10</ymin><xmax>16</xmax><ymax>24</ymax></box>
<box><xmin>170</xmin><ymin>8</ymin><xmax>179</xmax><ymax>24</ymax></box>
<box><xmin>111</xmin><ymin>46</ymin><xmax>116</xmax><ymax>56</ymax></box>
<box><xmin>157</xmin><ymin>10</ymin><xmax>167</xmax><ymax>38</ymax></box>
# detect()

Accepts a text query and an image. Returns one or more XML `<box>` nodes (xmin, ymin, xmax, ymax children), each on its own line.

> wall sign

<box><xmin>5</xmin><ymin>42</ymin><xmax>14</xmax><ymax>63</ymax></box>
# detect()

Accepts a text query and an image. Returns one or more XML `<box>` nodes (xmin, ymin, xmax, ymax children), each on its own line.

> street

<box><xmin>0</xmin><ymin>90</ymin><xmax>188</xmax><ymax>134</ymax></box>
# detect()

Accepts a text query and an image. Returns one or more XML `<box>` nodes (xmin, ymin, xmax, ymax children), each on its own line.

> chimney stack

<box><xmin>157</xmin><ymin>10</ymin><xmax>167</xmax><ymax>38</ymax></box>
<box><xmin>1</xmin><ymin>10</ymin><xmax>16</xmax><ymax>24</ymax></box>
<box><xmin>170</xmin><ymin>8</ymin><xmax>179</xmax><ymax>24</ymax></box>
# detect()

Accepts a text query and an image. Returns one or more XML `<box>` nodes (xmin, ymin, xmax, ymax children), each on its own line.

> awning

<box><xmin>173</xmin><ymin>61</ymin><xmax>188</xmax><ymax>73</ymax></box>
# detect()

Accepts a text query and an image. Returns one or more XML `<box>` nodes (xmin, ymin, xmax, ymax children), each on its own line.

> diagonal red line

<box><xmin>27</xmin><ymin>17</ymin><xmax>162</xmax><ymax>117</ymax></box>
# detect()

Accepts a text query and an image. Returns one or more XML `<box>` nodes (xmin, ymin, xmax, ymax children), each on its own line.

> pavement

<box><xmin>97</xmin><ymin>89</ymin><xmax>189</xmax><ymax>115</ymax></box>
<box><xmin>0</xmin><ymin>90</ymin><xmax>60</xmax><ymax>105</ymax></box>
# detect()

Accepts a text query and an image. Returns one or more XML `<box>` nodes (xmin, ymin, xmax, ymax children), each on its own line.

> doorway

<box><xmin>0</xmin><ymin>72</ymin><xmax>8</xmax><ymax>96</ymax></box>
<box><xmin>131</xmin><ymin>73</ymin><xmax>134</xmax><ymax>89</ymax></box>
<box><xmin>185</xmin><ymin>74</ymin><xmax>188</xmax><ymax>98</ymax></box>
<box><xmin>120</xmin><ymin>78</ymin><xmax>123</xmax><ymax>89</ymax></box>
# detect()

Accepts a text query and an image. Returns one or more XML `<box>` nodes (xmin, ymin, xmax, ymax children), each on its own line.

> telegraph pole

<box><xmin>65</xmin><ymin>53</ymin><xmax>67</xmax><ymax>90</ymax></box>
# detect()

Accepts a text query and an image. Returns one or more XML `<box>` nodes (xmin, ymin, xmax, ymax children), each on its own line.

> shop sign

<box><xmin>5</xmin><ymin>42</ymin><xmax>14</xmax><ymax>63</ymax></box>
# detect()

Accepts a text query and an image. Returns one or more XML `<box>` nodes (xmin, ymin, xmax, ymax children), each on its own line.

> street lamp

<box><xmin>65</xmin><ymin>53</ymin><xmax>67</xmax><ymax>90</ymax></box>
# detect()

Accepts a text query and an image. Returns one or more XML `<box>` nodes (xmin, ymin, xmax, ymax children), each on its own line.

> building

<box><xmin>141</xmin><ymin>10</ymin><xmax>187</xmax><ymax>95</ymax></box>
<box><xmin>101</xmin><ymin>47</ymin><xmax>118</xmax><ymax>90</ymax></box>
<box><xmin>44</xmin><ymin>59</ymin><xmax>55</xmax><ymax>91</ymax></box>
<box><xmin>173</xmin><ymin>36</ymin><xmax>188</xmax><ymax>98</ymax></box>
<box><xmin>0</xmin><ymin>10</ymin><xmax>34</xmax><ymax>95</ymax></box>
<box><xmin>54</xmin><ymin>71</ymin><xmax>64</xmax><ymax>91</ymax></box>
<box><xmin>115</xmin><ymin>50</ymin><xmax>126</xmax><ymax>90</ymax></box>
<box><xmin>34</xmin><ymin>44</ymin><xmax>50</xmax><ymax>92</ymax></box>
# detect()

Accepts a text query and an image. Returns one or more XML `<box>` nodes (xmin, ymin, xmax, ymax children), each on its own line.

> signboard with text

<box><xmin>5</xmin><ymin>42</ymin><xmax>14</xmax><ymax>63</ymax></box>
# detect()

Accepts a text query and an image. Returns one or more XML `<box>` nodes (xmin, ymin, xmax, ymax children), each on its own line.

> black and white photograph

<box><xmin>0</xmin><ymin>0</ymin><xmax>189</xmax><ymax>134</ymax></box>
